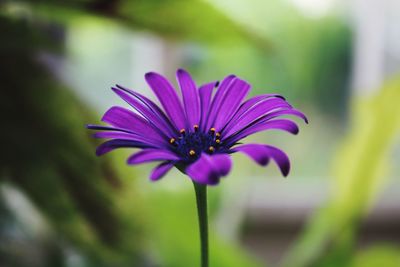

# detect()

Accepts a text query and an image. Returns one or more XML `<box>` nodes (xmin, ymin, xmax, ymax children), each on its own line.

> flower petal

<box><xmin>212</xmin><ymin>154</ymin><xmax>232</xmax><ymax>176</ymax></box>
<box><xmin>221</xmin><ymin>94</ymin><xmax>286</xmax><ymax>134</ymax></box>
<box><xmin>223</xmin><ymin>107</ymin><xmax>307</xmax><ymax>143</ymax></box>
<box><xmin>115</xmin><ymin>85</ymin><xmax>177</xmax><ymax>132</ymax></box>
<box><xmin>177</xmin><ymin>69</ymin><xmax>200</xmax><ymax>128</ymax></box>
<box><xmin>87</xmin><ymin>124</ymin><xmax>135</xmax><ymax>134</ymax></box>
<box><xmin>223</xmin><ymin>97</ymin><xmax>291</xmax><ymax>137</ymax></box>
<box><xmin>96</xmin><ymin>139</ymin><xmax>153</xmax><ymax>156</ymax></box>
<box><xmin>127</xmin><ymin>149</ymin><xmax>180</xmax><ymax>165</ymax></box>
<box><xmin>102</xmin><ymin>106</ymin><xmax>166</xmax><ymax>144</ymax></box>
<box><xmin>145</xmin><ymin>72</ymin><xmax>186</xmax><ymax>130</ymax></box>
<box><xmin>204</xmin><ymin>75</ymin><xmax>236</xmax><ymax>131</ymax></box>
<box><xmin>112</xmin><ymin>86</ymin><xmax>176</xmax><ymax>137</ymax></box>
<box><xmin>212</xmin><ymin>78</ymin><xmax>251</xmax><ymax>131</ymax></box>
<box><xmin>258</xmin><ymin>108</ymin><xmax>308</xmax><ymax>124</ymax></box>
<box><xmin>231</xmin><ymin>144</ymin><xmax>270</xmax><ymax>166</ymax></box>
<box><xmin>93</xmin><ymin>131</ymin><xmax>159</xmax><ymax>145</ymax></box>
<box><xmin>186</xmin><ymin>153</ymin><xmax>232</xmax><ymax>185</ymax></box>
<box><xmin>199</xmin><ymin>81</ymin><xmax>217</xmax><ymax>131</ymax></box>
<box><xmin>224</xmin><ymin>119</ymin><xmax>299</xmax><ymax>146</ymax></box>
<box><xmin>150</xmin><ymin>162</ymin><xmax>175</xmax><ymax>181</ymax></box>
<box><xmin>88</xmin><ymin>124</ymin><xmax>164</xmax><ymax>147</ymax></box>
<box><xmin>232</xmin><ymin>144</ymin><xmax>290</xmax><ymax>176</ymax></box>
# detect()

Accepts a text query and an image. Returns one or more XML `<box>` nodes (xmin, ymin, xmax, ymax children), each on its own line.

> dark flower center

<box><xmin>170</xmin><ymin>125</ymin><xmax>224</xmax><ymax>162</ymax></box>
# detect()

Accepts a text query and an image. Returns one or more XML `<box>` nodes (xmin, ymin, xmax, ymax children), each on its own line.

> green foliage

<box><xmin>5</xmin><ymin>0</ymin><xmax>351</xmax><ymax>113</ymax></box>
<box><xmin>0</xmin><ymin>16</ymin><xmax>145</xmax><ymax>266</ymax></box>
<box><xmin>282</xmin><ymin>78</ymin><xmax>400</xmax><ymax>267</ymax></box>
<box><xmin>197</xmin><ymin>2</ymin><xmax>351</xmax><ymax>113</ymax></box>
<box><xmin>118</xmin><ymin>0</ymin><xmax>254</xmax><ymax>43</ymax></box>
<box><xmin>349</xmin><ymin>245</ymin><xmax>400</xmax><ymax>267</ymax></box>
<box><xmin>144</xmin><ymin>185</ymin><xmax>263</xmax><ymax>267</ymax></box>
<box><xmin>7</xmin><ymin>0</ymin><xmax>271</xmax><ymax>49</ymax></box>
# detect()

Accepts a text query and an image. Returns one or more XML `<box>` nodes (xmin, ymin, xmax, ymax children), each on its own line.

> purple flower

<box><xmin>87</xmin><ymin>69</ymin><xmax>307</xmax><ymax>185</ymax></box>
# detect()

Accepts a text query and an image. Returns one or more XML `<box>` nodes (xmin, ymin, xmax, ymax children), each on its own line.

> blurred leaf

<box><xmin>4</xmin><ymin>0</ymin><xmax>272</xmax><ymax>50</ymax></box>
<box><xmin>349</xmin><ymin>245</ymin><xmax>400</xmax><ymax>267</ymax></box>
<box><xmin>281</xmin><ymin>78</ymin><xmax>400</xmax><ymax>267</ymax></box>
<box><xmin>144</xmin><ymin>185</ymin><xmax>263</xmax><ymax>267</ymax></box>
<box><xmin>0</xmin><ymin>15</ymin><xmax>146</xmax><ymax>266</ymax></box>
<box><xmin>200</xmin><ymin>0</ymin><xmax>351</xmax><ymax>113</ymax></box>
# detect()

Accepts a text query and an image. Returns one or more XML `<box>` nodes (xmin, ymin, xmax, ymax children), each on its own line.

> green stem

<box><xmin>193</xmin><ymin>182</ymin><xmax>209</xmax><ymax>267</ymax></box>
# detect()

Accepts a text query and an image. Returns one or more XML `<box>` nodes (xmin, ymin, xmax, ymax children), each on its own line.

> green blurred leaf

<box><xmin>349</xmin><ymin>245</ymin><xmax>400</xmax><ymax>267</ymax></box>
<box><xmin>144</xmin><ymin>185</ymin><xmax>263</xmax><ymax>267</ymax></box>
<box><xmin>0</xmin><ymin>15</ymin><xmax>146</xmax><ymax>266</ymax></box>
<box><xmin>282</xmin><ymin>78</ymin><xmax>400</xmax><ymax>267</ymax></box>
<box><xmin>4</xmin><ymin>0</ymin><xmax>272</xmax><ymax>49</ymax></box>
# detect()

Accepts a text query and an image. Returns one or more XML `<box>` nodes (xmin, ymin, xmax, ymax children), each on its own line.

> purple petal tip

<box><xmin>86</xmin><ymin>124</ymin><xmax>99</xmax><ymax>129</ymax></box>
<box><xmin>177</xmin><ymin>68</ymin><xmax>187</xmax><ymax>74</ymax></box>
<box><xmin>282</xmin><ymin>164</ymin><xmax>290</xmax><ymax>177</ymax></box>
<box><xmin>144</xmin><ymin>72</ymin><xmax>156</xmax><ymax>79</ymax></box>
<box><xmin>115</xmin><ymin>84</ymin><xmax>126</xmax><ymax>90</ymax></box>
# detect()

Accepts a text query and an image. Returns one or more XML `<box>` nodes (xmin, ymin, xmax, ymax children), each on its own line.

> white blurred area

<box><xmin>63</xmin><ymin>21</ymin><xmax>170</xmax><ymax>112</ymax></box>
<box><xmin>286</xmin><ymin>0</ymin><xmax>400</xmax><ymax>87</ymax></box>
<box><xmin>288</xmin><ymin>0</ymin><xmax>335</xmax><ymax>17</ymax></box>
<box><xmin>351</xmin><ymin>0</ymin><xmax>400</xmax><ymax>96</ymax></box>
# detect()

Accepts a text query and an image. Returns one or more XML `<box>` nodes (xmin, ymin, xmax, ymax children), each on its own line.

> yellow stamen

<box><xmin>215</xmin><ymin>132</ymin><xmax>221</xmax><ymax>138</ymax></box>
<box><xmin>193</xmin><ymin>124</ymin><xmax>199</xmax><ymax>131</ymax></box>
<box><xmin>215</xmin><ymin>139</ymin><xmax>221</xmax><ymax>144</ymax></box>
<box><xmin>189</xmin><ymin>150</ymin><xmax>196</xmax><ymax>156</ymax></box>
<box><xmin>169</xmin><ymin>138</ymin><xmax>176</xmax><ymax>144</ymax></box>
<box><xmin>180</xmin><ymin>129</ymin><xmax>186</xmax><ymax>134</ymax></box>
<box><xmin>208</xmin><ymin>146</ymin><xmax>215</xmax><ymax>152</ymax></box>
<box><xmin>210</xmin><ymin>127</ymin><xmax>216</xmax><ymax>133</ymax></box>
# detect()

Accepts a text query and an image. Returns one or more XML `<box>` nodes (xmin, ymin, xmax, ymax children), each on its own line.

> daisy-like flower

<box><xmin>87</xmin><ymin>69</ymin><xmax>307</xmax><ymax>185</ymax></box>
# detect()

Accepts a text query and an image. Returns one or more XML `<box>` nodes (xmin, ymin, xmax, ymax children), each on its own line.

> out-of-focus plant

<box><xmin>0</xmin><ymin>15</ymin><xmax>147</xmax><ymax>267</ymax></box>
<box><xmin>4</xmin><ymin>0</ymin><xmax>272</xmax><ymax>50</ymax></box>
<box><xmin>144</xmin><ymin>187</ymin><xmax>263</xmax><ymax>267</ymax></box>
<box><xmin>282</xmin><ymin>78</ymin><xmax>400</xmax><ymax>267</ymax></box>
<box><xmin>348</xmin><ymin>245</ymin><xmax>400</xmax><ymax>267</ymax></box>
<box><xmin>5</xmin><ymin>0</ymin><xmax>351</xmax><ymax>115</ymax></box>
<box><xmin>198</xmin><ymin>0</ymin><xmax>351</xmax><ymax>114</ymax></box>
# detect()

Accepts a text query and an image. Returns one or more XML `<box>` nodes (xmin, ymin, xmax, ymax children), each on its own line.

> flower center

<box><xmin>169</xmin><ymin>125</ymin><xmax>223</xmax><ymax>162</ymax></box>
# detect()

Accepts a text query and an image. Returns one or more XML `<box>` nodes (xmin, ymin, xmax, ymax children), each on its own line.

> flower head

<box><xmin>87</xmin><ymin>69</ymin><xmax>307</xmax><ymax>185</ymax></box>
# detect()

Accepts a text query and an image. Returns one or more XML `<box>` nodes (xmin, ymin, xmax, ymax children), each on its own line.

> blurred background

<box><xmin>1</xmin><ymin>0</ymin><xmax>399</xmax><ymax>266</ymax></box>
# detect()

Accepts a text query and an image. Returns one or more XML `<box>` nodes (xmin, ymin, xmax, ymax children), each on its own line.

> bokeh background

<box><xmin>1</xmin><ymin>0</ymin><xmax>400</xmax><ymax>266</ymax></box>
